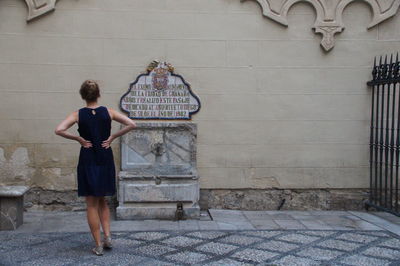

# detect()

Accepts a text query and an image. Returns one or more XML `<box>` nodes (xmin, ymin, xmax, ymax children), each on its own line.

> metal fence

<box><xmin>366</xmin><ymin>53</ymin><xmax>400</xmax><ymax>216</ymax></box>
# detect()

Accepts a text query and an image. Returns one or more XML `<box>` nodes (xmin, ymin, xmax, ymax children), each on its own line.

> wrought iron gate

<box><xmin>366</xmin><ymin>53</ymin><xmax>400</xmax><ymax>216</ymax></box>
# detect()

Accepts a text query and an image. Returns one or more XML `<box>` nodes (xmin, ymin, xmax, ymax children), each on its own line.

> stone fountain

<box><xmin>116</xmin><ymin>61</ymin><xmax>201</xmax><ymax>220</ymax></box>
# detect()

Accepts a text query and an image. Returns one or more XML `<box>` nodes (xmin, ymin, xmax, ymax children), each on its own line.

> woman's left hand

<box><xmin>101</xmin><ymin>136</ymin><xmax>114</xmax><ymax>149</ymax></box>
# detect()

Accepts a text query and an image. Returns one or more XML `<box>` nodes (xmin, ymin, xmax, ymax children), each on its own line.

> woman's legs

<box><xmin>98</xmin><ymin>197</ymin><xmax>111</xmax><ymax>238</ymax></box>
<box><xmin>85</xmin><ymin>196</ymin><xmax>102</xmax><ymax>247</ymax></box>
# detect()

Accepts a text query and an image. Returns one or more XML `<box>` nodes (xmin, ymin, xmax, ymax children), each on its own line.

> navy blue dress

<box><xmin>77</xmin><ymin>106</ymin><xmax>116</xmax><ymax>197</ymax></box>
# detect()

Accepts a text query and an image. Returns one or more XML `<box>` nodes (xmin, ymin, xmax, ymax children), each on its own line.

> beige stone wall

<box><xmin>0</xmin><ymin>0</ymin><xmax>399</xmax><ymax>192</ymax></box>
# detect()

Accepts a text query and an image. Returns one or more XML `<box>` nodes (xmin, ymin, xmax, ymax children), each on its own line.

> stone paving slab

<box><xmin>349</xmin><ymin>211</ymin><xmax>400</xmax><ymax>236</ymax></box>
<box><xmin>1</xmin><ymin>229</ymin><xmax>400</xmax><ymax>265</ymax></box>
<box><xmin>17</xmin><ymin>209</ymin><xmax>397</xmax><ymax>232</ymax></box>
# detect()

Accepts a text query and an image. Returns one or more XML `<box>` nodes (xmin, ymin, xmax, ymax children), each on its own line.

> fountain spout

<box><xmin>151</xmin><ymin>141</ymin><xmax>165</xmax><ymax>164</ymax></box>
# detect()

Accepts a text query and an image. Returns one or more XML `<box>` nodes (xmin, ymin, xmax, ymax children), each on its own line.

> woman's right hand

<box><xmin>78</xmin><ymin>137</ymin><xmax>92</xmax><ymax>148</ymax></box>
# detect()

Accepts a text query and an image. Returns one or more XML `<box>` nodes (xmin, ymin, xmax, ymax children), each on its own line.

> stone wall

<box><xmin>24</xmin><ymin>188</ymin><xmax>369</xmax><ymax>212</ymax></box>
<box><xmin>0</xmin><ymin>0</ymin><xmax>400</xmax><ymax>210</ymax></box>
<box><xmin>200</xmin><ymin>189</ymin><xmax>370</xmax><ymax>211</ymax></box>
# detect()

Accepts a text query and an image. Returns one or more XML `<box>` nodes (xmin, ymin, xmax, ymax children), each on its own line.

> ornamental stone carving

<box><xmin>242</xmin><ymin>0</ymin><xmax>400</xmax><ymax>51</ymax></box>
<box><xmin>24</xmin><ymin>0</ymin><xmax>56</xmax><ymax>22</ymax></box>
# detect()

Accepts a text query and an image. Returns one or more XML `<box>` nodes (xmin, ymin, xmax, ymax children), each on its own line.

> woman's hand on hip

<box><xmin>101</xmin><ymin>136</ymin><xmax>114</xmax><ymax>149</ymax></box>
<box><xmin>78</xmin><ymin>137</ymin><xmax>92</xmax><ymax>148</ymax></box>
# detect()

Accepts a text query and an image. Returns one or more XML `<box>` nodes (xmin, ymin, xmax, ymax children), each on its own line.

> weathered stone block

<box><xmin>120</xmin><ymin>122</ymin><xmax>197</xmax><ymax>174</ymax></box>
<box><xmin>0</xmin><ymin>186</ymin><xmax>29</xmax><ymax>230</ymax></box>
<box><xmin>122</xmin><ymin>183</ymin><xmax>199</xmax><ymax>203</ymax></box>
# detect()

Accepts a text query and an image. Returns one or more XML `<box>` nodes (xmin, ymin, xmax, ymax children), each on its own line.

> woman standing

<box><xmin>55</xmin><ymin>80</ymin><xmax>136</xmax><ymax>255</ymax></box>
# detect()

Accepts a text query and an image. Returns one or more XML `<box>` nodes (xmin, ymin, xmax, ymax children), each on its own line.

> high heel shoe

<box><xmin>103</xmin><ymin>235</ymin><xmax>112</xmax><ymax>249</ymax></box>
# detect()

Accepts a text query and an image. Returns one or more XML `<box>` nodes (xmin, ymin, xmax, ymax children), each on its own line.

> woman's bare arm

<box><xmin>54</xmin><ymin>111</ymin><xmax>92</xmax><ymax>148</ymax></box>
<box><xmin>102</xmin><ymin>108</ymin><xmax>136</xmax><ymax>149</ymax></box>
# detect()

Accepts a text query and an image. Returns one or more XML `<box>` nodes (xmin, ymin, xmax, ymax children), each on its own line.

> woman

<box><xmin>54</xmin><ymin>80</ymin><xmax>136</xmax><ymax>255</ymax></box>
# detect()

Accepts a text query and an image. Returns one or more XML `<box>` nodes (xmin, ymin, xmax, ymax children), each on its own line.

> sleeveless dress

<box><xmin>76</xmin><ymin>106</ymin><xmax>116</xmax><ymax>197</ymax></box>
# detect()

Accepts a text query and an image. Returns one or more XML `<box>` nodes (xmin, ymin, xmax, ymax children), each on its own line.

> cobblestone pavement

<box><xmin>1</xmin><ymin>229</ymin><xmax>400</xmax><ymax>265</ymax></box>
<box><xmin>1</xmin><ymin>209</ymin><xmax>400</xmax><ymax>265</ymax></box>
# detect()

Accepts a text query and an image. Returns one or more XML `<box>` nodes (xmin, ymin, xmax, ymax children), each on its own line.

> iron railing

<box><xmin>366</xmin><ymin>53</ymin><xmax>400</xmax><ymax>216</ymax></box>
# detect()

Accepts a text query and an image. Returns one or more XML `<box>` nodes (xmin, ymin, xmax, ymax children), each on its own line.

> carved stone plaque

<box><xmin>120</xmin><ymin>122</ymin><xmax>197</xmax><ymax>175</ymax></box>
<box><xmin>120</xmin><ymin>61</ymin><xmax>201</xmax><ymax>120</ymax></box>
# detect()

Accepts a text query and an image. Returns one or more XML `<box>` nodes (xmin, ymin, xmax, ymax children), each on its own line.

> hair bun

<box><xmin>80</xmin><ymin>80</ymin><xmax>100</xmax><ymax>102</ymax></box>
